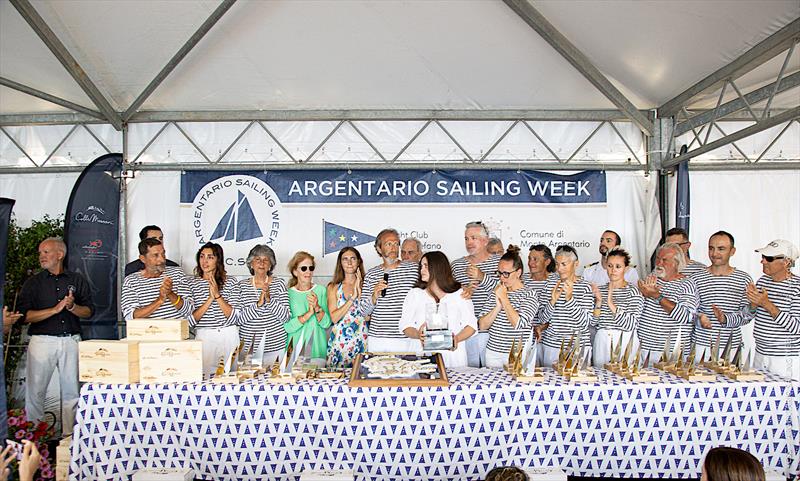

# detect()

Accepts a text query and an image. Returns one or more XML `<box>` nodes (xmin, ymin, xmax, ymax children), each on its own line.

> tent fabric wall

<box><xmin>667</xmin><ymin>169</ymin><xmax>800</xmax><ymax>354</ymax></box>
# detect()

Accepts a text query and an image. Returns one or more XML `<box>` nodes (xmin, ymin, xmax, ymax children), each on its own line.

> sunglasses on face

<box><xmin>761</xmin><ymin>255</ymin><xmax>784</xmax><ymax>263</ymax></box>
<box><xmin>496</xmin><ymin>270</ymin><xmax>518</xmax><ymax>278</ymax></box>
<box><xmin>298</xmin><ymin>265</ymin><xmax>315</xmax><ymax>272</ymax></box>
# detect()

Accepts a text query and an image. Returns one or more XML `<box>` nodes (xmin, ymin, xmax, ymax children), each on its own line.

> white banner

<box><xmin>163</xmin><ymin>169</ymin><xmax>658</xmax><ymax>279</ymax></box>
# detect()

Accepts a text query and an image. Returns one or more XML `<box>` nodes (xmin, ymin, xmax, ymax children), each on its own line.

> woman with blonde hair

<box><xmin>326</xmin><ymin>247</ymin><xmax>368</xmax><ymax>368</ymax></box>
<box><xmin>285</xmin><ymin>251</ymin><xmax>331</xmax><ymax>365</ymax></box>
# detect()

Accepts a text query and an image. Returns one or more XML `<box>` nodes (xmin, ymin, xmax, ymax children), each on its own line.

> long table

<box><xmin>70</xmin><ymin>368</ymin><xmax>800</xmax><ymax>481</ymax></box>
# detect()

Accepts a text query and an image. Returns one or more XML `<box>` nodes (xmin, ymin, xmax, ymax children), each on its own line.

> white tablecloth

<box><xmin>70</xmin><ymin>368</ymin><xmax>800</xmax><ymax>480</ymax></box>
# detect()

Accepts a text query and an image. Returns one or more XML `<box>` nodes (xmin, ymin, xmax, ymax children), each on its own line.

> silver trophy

<box><xmin>423</xmin><ymin>303</ymin><xmax>454</xmax><ymax>351</ymax></box>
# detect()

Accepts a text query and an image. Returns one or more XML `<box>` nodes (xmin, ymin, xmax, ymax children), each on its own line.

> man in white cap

<box><xmin>715</xmin><ymin>239</ymin><xmax>800</xmax><ymax>381</ymax></box>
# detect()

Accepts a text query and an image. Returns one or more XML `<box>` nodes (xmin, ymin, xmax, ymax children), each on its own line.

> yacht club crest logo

<box><xmin>191</xmin><ymin>175</ymin><xmax>282</xmax><ymax>257</ymax></box>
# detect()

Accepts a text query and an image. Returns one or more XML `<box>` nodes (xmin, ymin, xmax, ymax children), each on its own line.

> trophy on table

<box><xmin>567</xmin><ymin>349</ymin><xmax>597</xmax><ymax>383</ymax></box>
<box><xmin>727</xmin><ymin>348</ymin><xmax>765</xmax><ymax>381</ymax></box>
<box><xmin>676</xmin><ymin>348</ymin><xmax>716</xmax><ymax>381</ymax></box>
<box><xmin>624</xmin><ymin>350</ymin><xmax>660</xmax><ymax>382</ymax></box>
<box><xmin>515</xmin><ymin>336</ymin><xmax>546</xmax><ymax>381</ymax></box>
<box><xmin>423</xmin><ymin>303</ymin><xmax>454</xmax><ymax>351</ymax></box>
<box><xmin>604</xmin><ymin>332</ymin><xmax>625</xmax><ymax>373</ymax></box>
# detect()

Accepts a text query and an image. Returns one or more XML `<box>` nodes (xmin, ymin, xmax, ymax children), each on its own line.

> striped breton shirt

<box><xmin>481</xmin><ymin>286</ymin><xmax>539</xmax><ymax>355</ymax></box>
<box><xmin>121</xmin><ymin>266</ymin><xmax>193</xmax><ymax>321</ymax></box>
<box><xmin>451</xmin><ymin>254</ymin><xmax>501</xmax><ymax>332</ymax></box>
<box><xmin>538</xmin><ymin>277</ymin><xmax>594</xmax><ymax>350</ymax></box>
<box><xmin>636</xmin><ymin>276</ymin><xmax>699</xmax><ymax>352</ymax></box>
<box><xmin>691</xmin><ymin>268</ymin><xmax>753</xmax><ymax>350</ymax></box>
<box><xmin>189</xmin><ymin>276</ymin><xmax>241</xmax><ymax>329</ymax></box>
<box><xmin>236</xmin><ymin>277</ymin><xmax>290</xmax><ymax>354</ymax></box>
<box><xmin>592</xmin><ymin>283</ymin><xmax>644</xmax><ymax>332</ymax></box>
<box><xmin>682</xmin><ymin>260</ymin><xmax>707</xmax><ymax>277</ymax></box>
<box><xmin>361</xmin><ymin>261</ymin><xmax>418</xmax><ymax>339</ymax></box>
<box><xmin>725</xmin><ymin>274</ymin><xmax>800</xmax><ymax>357</ymax></box>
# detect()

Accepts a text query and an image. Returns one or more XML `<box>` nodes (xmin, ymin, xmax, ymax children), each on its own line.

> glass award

<box><xmin>423</xmin><ymin>302</ymin><xmax>454</xmax><ymax>351</ymax></box>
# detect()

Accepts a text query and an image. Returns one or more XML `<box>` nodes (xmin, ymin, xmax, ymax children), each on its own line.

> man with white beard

<box><xmin>636</xmin><ymin>242</ymin><xmax>699</xmax><ymax>365</ymax></box>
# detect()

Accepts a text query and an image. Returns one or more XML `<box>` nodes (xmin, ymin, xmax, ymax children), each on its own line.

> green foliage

<box><xmin>4</xmin><ymin>214</ymin><xmax>64</xmax><ymax>404</ymax></box>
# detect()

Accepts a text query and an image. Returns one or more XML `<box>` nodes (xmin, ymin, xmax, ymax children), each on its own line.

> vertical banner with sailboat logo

<box><xmin>64</xmin><ymin>154</ymin><xmax>123</xmax><ymax>340</ymax></box>
<box><xmin>177</xmin><ymin>169</ymin><xmax>644</xmax><ymax>279</ymax></box>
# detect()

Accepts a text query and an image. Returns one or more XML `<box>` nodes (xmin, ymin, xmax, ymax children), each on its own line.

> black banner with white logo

<box><xmin>64</xmin><ymin>154</ymin><xmax>123</xmax><ymax>340</ymax></box>
<box><xmin>0</xmin><ymin>197</ymin><xmax>16</xmax><ymax>439</ymax></box>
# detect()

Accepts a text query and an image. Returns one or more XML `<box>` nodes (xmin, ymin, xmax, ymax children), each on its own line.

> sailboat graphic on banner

<box><xmin>210</xmin><ymin>190</ymin><xmax>263</xmax><ymax>242</ymax></box>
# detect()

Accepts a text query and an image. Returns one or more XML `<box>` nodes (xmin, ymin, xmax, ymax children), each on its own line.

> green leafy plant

<box><xmin>3</xmin><ymin>214</ymin><xmax>64</xmax><ymax>405</ymax></box>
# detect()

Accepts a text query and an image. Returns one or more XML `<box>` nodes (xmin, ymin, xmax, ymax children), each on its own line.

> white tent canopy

<box><xmin>1</xmin><ymin>0</ymin><xmax>798</xmax><ymax>115</ymax></box>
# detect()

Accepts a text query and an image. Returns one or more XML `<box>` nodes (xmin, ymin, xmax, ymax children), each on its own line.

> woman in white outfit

<box><xmin>399</xmin><ymin>251</ymin><xmax>477</xmax><ymax>368</ymax></box>
<box><xmin>590</xmin><ymin>247</ymin><xmax>644</xmax><ymax>367</ymax></box>
<box><xmin>190</xmin><ymin>242</ymin><xmax>241</xmax><ymax>379</ymax></box>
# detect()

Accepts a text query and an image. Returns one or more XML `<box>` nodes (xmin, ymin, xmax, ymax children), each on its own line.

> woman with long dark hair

<box><xmin>399</xmin><ymin>251</ymin><xmax>477</xmax><ymax>367</ymax></box>
<box><xmin>326</xmin><ymin>247</ymin><xmax>368</xmax><ymax>368</ymax></box>
<box><xmin>190</xmin><ymin>242</ymin><xmax>241</xmax><ymax>379</ymax></box>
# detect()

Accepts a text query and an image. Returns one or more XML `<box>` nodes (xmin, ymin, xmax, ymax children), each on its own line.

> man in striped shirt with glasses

<box><xmin>715</xmin><ymin>239</ymin><xmax>800</xmax><ymax>381</ymax></box>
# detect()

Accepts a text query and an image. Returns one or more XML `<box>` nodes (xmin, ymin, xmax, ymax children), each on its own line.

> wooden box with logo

<box><xmin>127</xmin><ymin>318</ymin><xmax>189</xmax><ymax>341</ymax></box>
<box><xmin>138</xmin><ymin>340</ymin><xmax>203</xmax><ymax>383</ymax></box>
<box><xmin>78</xmin><ymin>339</ymin><xmax>140</xmax><ymax>384</ymax></box>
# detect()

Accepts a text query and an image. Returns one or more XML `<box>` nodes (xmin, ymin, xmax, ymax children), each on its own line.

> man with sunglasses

<box><xmin>715</xmin><ymin>239</ymin><xmax>800</xmax><ymax>381</ymax></box>
<box><xmin>361</xmin><ymin>228</ymin><xmax>419</xmax><ymax>353</ymax></box>
<box><xmin>450</xmin><ymin>221</ymin><xmax>501</xmax><ymax>367</ymax></box>
<box><xmin>665</xmin><ymin>227</ymin><xmax>706</xmax><ymax>277</ymax></box>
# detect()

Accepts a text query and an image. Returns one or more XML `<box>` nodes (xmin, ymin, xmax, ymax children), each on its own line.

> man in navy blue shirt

<box><xmin>18</xmin><ymin>237</ymin><xmax>93</xmax><ymax>435</ymax></box>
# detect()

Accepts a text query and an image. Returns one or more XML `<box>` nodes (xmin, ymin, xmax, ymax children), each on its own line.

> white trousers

<box><xmin>259</xmin><ymin>348</ymin><xmax>286</xmax><ymax>368</ymax></box>
<box><xmin>26</xmin><ymin>334</ymin><xmax>80</xmax><ymax>435</ymax></box>
<box><xmin>465</xmin><ymin>332</ymin><xmax>489</xmax><ymax>368</ymax></box>
<box><xmin>593</xmin><ymin>329</ymin><xmax>635</xmax><ymax>368</ymax></box>
<box><xmin>196</xmin><ymin>326</ymin><xmax>240</xmax><ymax>379</ymax></box>
<box><xmin>754</xmin><ymin>352</ymin><xmax>800</xmax><ymax>382</ymax></box>
<box><xmin>367</xmin><ymin>336</ymin><xmax>416</xmax><ymax>354</ymax></box>
<box><xmin>485</xmin><ymin>348</ymin><xmax>507</xmax><ymax>369</ymax></box>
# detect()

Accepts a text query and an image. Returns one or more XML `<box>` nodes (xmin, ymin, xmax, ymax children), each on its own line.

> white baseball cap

<box><xmin>755</xmin><ymin>239</ymin><xmax>800</xmax><ymax>261</ymax></box>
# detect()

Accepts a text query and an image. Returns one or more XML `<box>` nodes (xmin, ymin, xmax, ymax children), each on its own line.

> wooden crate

<box><xmin>127</xmin><ymin>318</ymin><xmax>189</xmax><ymax>341</ymax></box>
<box><xmin>139</xmin><ymin>340</ymin><xmax>203</xmax><ymax>383</ymax></box>
<box><xmin>78</xmin><ymin>340</ymin><xmax>139</xmax><ymax>384</ymax></box>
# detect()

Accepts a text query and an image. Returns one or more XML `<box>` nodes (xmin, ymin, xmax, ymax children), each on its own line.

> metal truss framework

<box><xmin>657</xmin><ymin>19</ymin><xmax>800</xmax><ymax>169</ymax></box>
<box><xmin>0</xmin><ymin>117</ymin><xmax>645</xmax><ymax>173</ymax></box>
<box><xmin>0</xmin><ymin>0</ymin><xmax>797</xmax><ymax>173</ymax></box>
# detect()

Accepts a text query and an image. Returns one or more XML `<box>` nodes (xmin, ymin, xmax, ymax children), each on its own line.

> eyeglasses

<box><xmin>382</xmin><ymin>241</ymin><xmax>400</xmax><ymax>247</ymax></box>
<box><xmin>251</xmin><ymin>257</ymin><xmax>271</xmax><ymax>264</ymax></box>
<box><xmin>298</xmin><ymin>265</ymin><xmax>315</xmax><ymax>272</ymax></box>
<box><xmin>496</xmin><ymin>270</ymin><xmax>518</xmax><ymax>278</ymax></box>
<box><xmin>761</xmin><ymin>255</ymin><xmax>784</xmax><ymax>263</ymax></box>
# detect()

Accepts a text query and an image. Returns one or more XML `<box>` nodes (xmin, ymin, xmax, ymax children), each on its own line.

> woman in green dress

<box><xmin>285</xmin><ymin>251</ymin><xmax>331</xmax><ymax>365</ymax></box>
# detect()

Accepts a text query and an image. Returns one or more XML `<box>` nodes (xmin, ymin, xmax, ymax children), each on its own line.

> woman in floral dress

<box><xmin>326</xmin><ymin>247</ymin><xmax>368</xmax><ymax>368</ymax></box>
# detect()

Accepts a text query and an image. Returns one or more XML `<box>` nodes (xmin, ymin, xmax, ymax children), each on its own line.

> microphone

<box><xmin>381</xmin><ymin>272</ymin><xmax>389</xmax><ymax>297</ymax></box>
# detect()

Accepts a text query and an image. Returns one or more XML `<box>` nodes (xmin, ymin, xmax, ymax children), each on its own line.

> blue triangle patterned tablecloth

<box><xmin>68</xmin><ymin>368</ymin><xmax>800</xmax><ymax>481</ymax></box>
